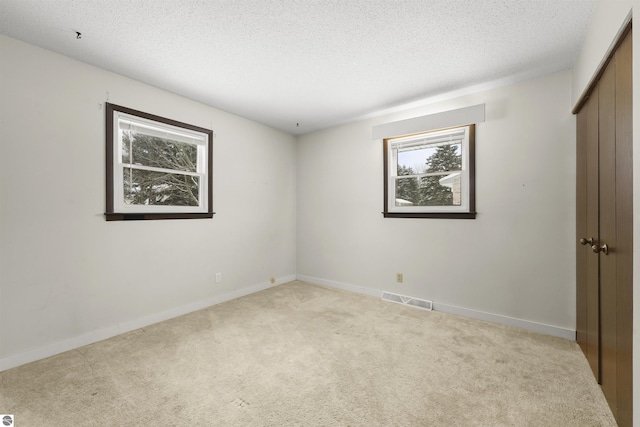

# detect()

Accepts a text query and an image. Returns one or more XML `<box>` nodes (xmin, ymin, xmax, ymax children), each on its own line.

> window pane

<box><xmin>122</xmin><ymin>131</ymin><xmax>198</xmax><ymax>173</ymax></box>
<box><xmin>395</xmin><ymin>177</ymin><xmax>420</xmax><ymax>206</ymax></box>
<box><xmin>123</xmin><ymin>167</ymin><xmax>200</xmax><ymax>207</ymax></box>
<box><xmin>397</xmin><ymin>142</ymin><xmax>461</xmax><ymax>175</ymax></box>
<box><xmin>437</xmin><ymin>173</ymin><xmax>462</xmax><ymax>206</ymax></box>
<box><xmin>395</xmin><ymin>173</ymin><xmax>462</xmax><ymax>207</ymax></box>
<box><xmin>398</xmin><ymin>150</ymin><xmax>427</xmax><ymax>175</ymax></box>
<box><xmin>418</xmin><ymin>174</ymin><xmax>460</xmax><ymax>206</ymax></box>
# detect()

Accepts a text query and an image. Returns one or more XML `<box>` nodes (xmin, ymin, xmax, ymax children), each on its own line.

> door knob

<box><xmin>579</xmin><ymin>237</ymin><xmax>594</xmax><ymax>245</ymax></box>
<box><xmin>591</xmin><ymin>243</ymin><xmax>609</xmax><ymax>255</ymax></box>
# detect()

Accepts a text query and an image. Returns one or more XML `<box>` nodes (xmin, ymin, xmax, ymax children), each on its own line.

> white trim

<box><xmin>2</xmin><ymin>273</ymin><xmax>574</xmax><ymax>372</ymax></box>
<box><xmin>372</xmin><ymin>104</ymin><xmax>485</xmax><ymax>140</ymax></box>
<box><xmin>433</xmin><ymin>302</ymin><xmax>576</xmax><ymax>341</ymax></box>
<box><xmin>297</xmin><ymin>275</ymin><xmax>575</xmax><ymax>341</ymax></box>
<box><xmin>0</xmin><ymin>275</ymin><xmax>296</xmax><ymax>372</ymax></box>
<box><xmin>296</xmin><ymin>275</ymin><xmax>382</xmax><ymax>298</ymax></box>
<box><xmin>121</xmin><ymin>163</ymin><xmax>202</xmax><ymax>177</ymax></box>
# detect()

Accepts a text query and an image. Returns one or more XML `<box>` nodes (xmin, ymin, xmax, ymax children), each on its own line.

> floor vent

<box><xmin>381</xmin><ymin>292</ymin><xmax>433</xmax><ymax>311</ymax></box>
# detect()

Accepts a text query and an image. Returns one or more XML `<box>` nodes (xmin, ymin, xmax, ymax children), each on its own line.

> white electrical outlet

<box><xmin>396</xmin><ymin>273</ymin><xmax>403</xmax><ymax>283</ymax></box>
<box><xmin>215</xmin><ymin>273</ymin><xmax>222</xmax><ymax>283</ymax></box>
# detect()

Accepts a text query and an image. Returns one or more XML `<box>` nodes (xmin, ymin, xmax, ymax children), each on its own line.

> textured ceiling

<box><xmin>0</xmin><ymin>0</ymin><xmax>595</xmax><ymax>135</ymax></box>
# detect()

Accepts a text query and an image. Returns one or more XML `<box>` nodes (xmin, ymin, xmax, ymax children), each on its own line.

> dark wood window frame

<box><xmin>383</xmin><ymin>124</ymin><xmax>476</xmax><ymax>219</ymax></box>
<box><xmin>105</xmin><ymin>103</ymin><xmax>214</xmax><ymax>221</ymax></box>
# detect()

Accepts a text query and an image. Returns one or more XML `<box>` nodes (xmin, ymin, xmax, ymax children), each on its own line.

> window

<box><xmin>384</xmin><ymin>125</ymin><xmax>475</xmax><ymax>218</ymax></box>
<box><xmin>105</xmin><ymin>103</ymin><xmax>213</xmax><ymax>221</ymax></box>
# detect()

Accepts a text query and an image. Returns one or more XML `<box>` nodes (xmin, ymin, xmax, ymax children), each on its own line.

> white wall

<box><xmin>571</xmin><ymin>0</ymin><xmax>633</xmax><ymax>106</ymax></box>
<box><xmin>0</xmin><ymin>35</ymin><xmax>297</xmax><ymax>370</ymax></box>
<box><xmin>572</xmin><ymin>2</ymin><xmax>638</xmax><ymax>425</ymax></box>
<box><xmin>297</xmin><ymin>71</ymin><xmax>576</xmax><ymax>337</ymax></box>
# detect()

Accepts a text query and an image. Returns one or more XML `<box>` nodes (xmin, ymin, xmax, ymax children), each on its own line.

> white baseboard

<box><xmin>297</xmin><ymin>274</ymin><xmax>576</xmax><ymax>341</ymax></box>
<box><xmin>0</xmin><ymin>275</ymin><xmax>297</xmax><ymax>372</ymax></box>
<box><xmin>1</xmin><ymin>273</ymin><xmax>574</xmax><ymax>371</ymax></box>
<box><xmin>432</xmin><ymin>302</ymin><xmax>576</xmax><ymax>341</ymax></box>
<box><xmin>296</xmin><ymin>275</ymin><xmax>381</xmax><ymax>298</ymax></box>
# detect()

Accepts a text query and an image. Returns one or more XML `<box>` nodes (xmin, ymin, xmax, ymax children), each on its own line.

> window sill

<box><xmin>105</xmin><ymin>212</ymin><xmax>215</xmax><ymax>221</ymax></box>
<box><xmin>382</xmin><ymin>212</ymin><xmax>476</xmax><ymax>219</ymax></box>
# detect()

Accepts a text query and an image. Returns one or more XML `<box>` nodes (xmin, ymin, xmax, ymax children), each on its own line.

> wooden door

<box><xmin>576</xmin><ymin>84</ymin><xmax>600</xmax><ymax>381</ymax></box>
<box><xmin>598</xmin><ymin>41</ymin><xmax>617</xmax><ymax>410</ymax></box>
<box><xmin>586</xmin><ymin>89</ymin><xmax>601</xmax><ymax>382</ymax></box>
<box><xmin>613</xmin><ymin>29</ymin><xmax>633</xmax><ymax>427</ymax></box>
<box><xmin>575</xmin><ymin>93</ymin><xmax>588</xmax><ymax>354</ymax></box>
<box><xmin>575</xmin><ymin>25</ymin><xmax>632</xmax><ymax>427</ymax></box>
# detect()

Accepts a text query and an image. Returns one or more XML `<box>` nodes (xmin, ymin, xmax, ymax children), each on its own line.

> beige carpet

<box><xmin>0</xmin><ymin>281</ymin><xmax>616</xmax><ymax>426</ymax></box>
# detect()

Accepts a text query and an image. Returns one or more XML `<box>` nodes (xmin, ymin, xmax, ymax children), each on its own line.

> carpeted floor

<box><xmin>0</xmin><ymin>281</ymin><xmax>616</xmax><ymax>426</ymax></box>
